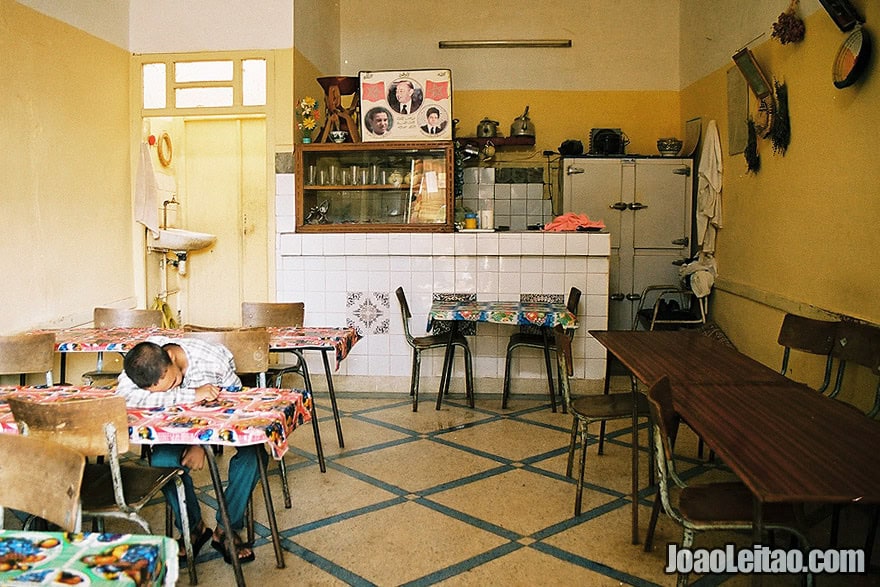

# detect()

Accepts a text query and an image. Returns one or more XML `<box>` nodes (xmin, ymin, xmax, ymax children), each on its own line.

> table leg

<box><xmin>631</xmin><ymin>373</ymin><xmax>640</xmax><ymax>545</ymax></box>
<box><xmin>257</xmin><ymin>452</ymin><xmax>285</xmax><ymax>568</ymax></box>
<box><xmin>204</xmin><ymin>448</ymin><xmax>246</xmax><ymax>587</ymax></box>
<box><xmin>320</xmin><ymin>349</ymin><xmax>344</xmax><ymax>448</ymax></box>
<box><xmin>294</xmin><ymin>350</ymin><xmax>326</xmax><ymax>473</ymax></box>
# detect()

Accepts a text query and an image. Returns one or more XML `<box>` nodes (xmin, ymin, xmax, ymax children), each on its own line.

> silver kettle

<box><xmin>510</xmin><ymin>106</ymin><xmax>535</xmax><ymax>137</ymax></box>
<box><xmin>477</xmin><ymin>118</ymin><xmax>500</xmax><ymax>138</ymax></box>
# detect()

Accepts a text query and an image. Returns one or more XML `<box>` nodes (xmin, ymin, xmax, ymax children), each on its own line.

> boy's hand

<box><xmin>181</xmin><ymin>445</ymin><xmax>207</xmax><ymax>470</ymax></box>
<box><xmin>194</xmin><ymin>384</ymin><xmax>220</xmax><ymax>402</ymax></box>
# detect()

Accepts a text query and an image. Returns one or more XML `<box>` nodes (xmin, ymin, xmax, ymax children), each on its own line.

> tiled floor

<box><xmin>15</xmin><ymin>387</ymin><xmax>879</xmax><ymax>586</ymax></box>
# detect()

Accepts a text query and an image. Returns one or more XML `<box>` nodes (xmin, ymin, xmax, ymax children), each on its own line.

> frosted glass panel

<box><xmin>143</xmin><ymin>63</ymin><xmax>166</xmax><ymax>109</ymax></box>
<box><xmin>242</xmin><ymin>59</ymin><xmax>266</xmax><ymax>106</ymax></box>
<box><xmin>175</xmin><ymin>87</ymin><xmax>233</xmax><ymax>108</ymax></box>
<box><xmin>175</xmin><ymin>61</ymin><xmax>233</xmax><ymax>82</ymax></box>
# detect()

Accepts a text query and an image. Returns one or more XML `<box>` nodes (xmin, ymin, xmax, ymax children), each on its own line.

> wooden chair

<box><xmin>553</xmin><ymin>325</ymin><xmax>650</xmax><ymax>516</ymax></box>
<box><xmin>395</xmin><ymin>287</ymin><xmax>474</xmax><ymax>412</ymax></box>
<box><xmin>0</xmin><ymin>434</ymin><xmax>84</xmax><ymax>532</ymax></box>
<box><xmin>777</xmin><ymin>313</ymin><xmax>838</xmax><ymax>394</ymax></box>
<box><xmin>643</xmin><ymin>376</ymin><xmax>811</xmax><ymax>586</ymax></box>
<box><xmin>501</xmin><ymin>287</ymin><xmax>581</xmax><ymax>413</ymax></box>
<box><xmin>183</xmin><ymin>326</ymin><xmax>287</xmax><ymax>565</ymax></box>
<box><xmin>0</xmin><ymin>332</ymin><xmax>55</xmax><ymax>387</ymax></box>
<box><xmin>7</xmin><ymin>395</ymin><xmax>199</xmax><ymax>585</ymax></box>
<box><xmin>81</xmin><ymin>307</ymin><xmax>163</xmax><ymax>386</ymax></box>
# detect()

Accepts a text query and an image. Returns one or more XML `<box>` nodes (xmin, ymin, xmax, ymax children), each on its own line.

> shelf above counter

<box><xmin>458</xmin><ymin>136</ymin><xmax>536</xmax><ymax>147</ymax></box>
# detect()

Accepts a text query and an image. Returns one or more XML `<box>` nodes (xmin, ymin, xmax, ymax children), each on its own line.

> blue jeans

<box><xmin>150</xmin><ymin>444</ymin><xmax>267</xmax><ymax>533</ymax></box>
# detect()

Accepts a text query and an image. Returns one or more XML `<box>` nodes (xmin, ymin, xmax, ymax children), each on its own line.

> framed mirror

<box><xmin>732</xmin><ymin>48</ymin><xmax>772</xmax><ymax>99</ymax></box>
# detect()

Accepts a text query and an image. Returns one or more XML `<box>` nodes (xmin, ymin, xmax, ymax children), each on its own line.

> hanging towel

<box><xmin>135</xmin><ymin>142</ymin><xmax>160</xmax><ymax>237</ymax></box>
<box><xmin>696</xmin><ymin>120</ymin><xmax>723</xmax><ymax>253</ymax></box>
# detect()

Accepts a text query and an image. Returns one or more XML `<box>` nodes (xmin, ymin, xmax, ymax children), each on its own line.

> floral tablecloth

<box><xmin>0</xmin><ymin>386</ymin><xmax>311</xmax><ymax>460</ymax></box>
<box><xmin>32</xmin><ymin>326</ymin><xmax>361</xmax><ymax>370</ymax></box>
<box><xmin>0</xmin><ymin>530</ymin><xmax>177</xmax><ymax>586</ymax></box>
<box><xmin>428</xmin><ymin>300</ymin><xmax>578</xmax><ymax>329</ymax></box>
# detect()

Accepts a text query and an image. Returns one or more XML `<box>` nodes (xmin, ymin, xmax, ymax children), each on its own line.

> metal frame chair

<box><xmin>632</xmin><ymin>285</ymin><xmax>707</xmax><ymax>331</ymax></box>
<box><xmin>554</xmin><ymin>325</ymin><xmax>651</xmax><ymax>516</ymax></box>
<box><xmin>643</xmin><ymin>376</ymin><xmax>812</xmax><ymax>586</ymax></box>
<box><xmin>395</xmin><ymin>287</ymin><xmax>474</xmax><ymax>412</ymax></box>
<box><xmin>501</xmin><ymin>287</ymin><xmax>581</xmax><ymax>413</ymax></box>
<box><xmin>0</xmin><ymin>332</ymin><xmax>55</xmax><ymax>387</ymax></box>
<box><xmin>81</xmin><ymin>307</ymin><xmax>163</xmax><ymax>386</ymax></box>
<box><xmin>7</xmin><ymin>395</ymin><xmax>198</xmax><ymax>584</ymax></box>
<box><xmin>0</xmin><ymin>433</ymin><xmax>84</xmax><ymax>532</ymax></box>
<box><xmin>777</xmin><ymin>313</ymin><xmax>839</xmax><ymax>394</ymax></box>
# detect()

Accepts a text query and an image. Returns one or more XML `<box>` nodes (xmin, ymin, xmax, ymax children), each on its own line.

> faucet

<box><xmin>161</xmin><ymin>195</ymin><xmax>178</xmax><ymax>229</ymax></box>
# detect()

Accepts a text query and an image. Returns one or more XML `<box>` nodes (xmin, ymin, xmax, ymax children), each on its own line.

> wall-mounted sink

<box><xmin>148</xmin><ymin>228</ymin><xmax>216</xmax><ymax>253</ymax></box>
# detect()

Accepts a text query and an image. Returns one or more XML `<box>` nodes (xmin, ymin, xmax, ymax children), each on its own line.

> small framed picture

<box><xmin>818</xmin><ymin>0</ymin><xmax>863</xmax><ymax>32</ymax></box>
<box><xmin>359</xmin><ymin>69</ymin><xmax>453</xmax><ymax>142</ymax></box>
<box><xmin>732</xmin><ymin>48</ymin><xmax>772</xmax><ymax>99</ymax></box>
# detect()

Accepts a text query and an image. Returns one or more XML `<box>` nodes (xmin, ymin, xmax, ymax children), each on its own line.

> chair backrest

<box><xmin>395</xmin><ymin>287</ymin><xmax>416</xmax><ymax>344</ymax></box>
<box><xmin>644</xmin><ymin>375</ymin><xmax>686</xmax><ymax>525</ymax></box>
<box><xmin>566</xmin><ymin>287</ymin><xmax>582</xmax><ymax>315</ymax></box>
<box><xmin>184</xmin><ymin>327</ymin><xmax>270</xmax><ymax>377</ymax></box>
<box><xmin>0</xmin><ymin>434</ymin><xmax>84</xmax><ymax>531</ymax></box>
<box><xmin>0</xmin><ymin>332</ymin><xmax>56</xmax><ymax>386</ymax></box>
<box><xmin>777</xmin><ymin>314</ymin><xmax>838</xmax><ymax>387</ymax></box>
<box><xmin>241</xmin><ymin>302</ymin><xmax>304</xmax><ymax>328</ymax></box>
<box><xmin>94</xmin><ymin>307</ymin><xmax>163</xmax><ymax>328</ymax></box>
<box><xmin>7</xmin><ymin>395</ymin><xmax>130</xmax><ymax>457</ymax></box>
<box><xmin>553</xmin><ymin>325</ymin><xmax>575</xmax><ymax>407</ymax></box>
<box><xmin>833</xmin><ymin>320</ymin><xmax>880</xmax><ymax>374</ymax></box>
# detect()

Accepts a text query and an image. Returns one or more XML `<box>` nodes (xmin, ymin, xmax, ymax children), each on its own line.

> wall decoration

<box><xmin>732</xmin><ymin>48</ymin><xmax>776</xmax><ymax>138</ymax></box>
<box><xmin>771</xmin><ymin>0</ymin><xmax>806</xmax><ymax>45</ymax></box>
<box><xmin>818</xmin><ymin>0</ymin><xmax>863</xmax><ymax>32</ymax></box>
<box><xmin>745</xmin><ymin>120</ymin><xmax>761</xmax><ymax>174</ymax></box>
<box><xmin>832</xmin><ymin>27</ymin><xmax>872</xmax><ymax>89</ymax></box>
<box><xmin>769</xmin><ymin>81</ymin><xmax>791</xmax><ymax>155</ymax></box>
<box><xmin>359</xmin><ymin>69</ymin><xmax>452</xmax><ymax>142</ymax></box>
<box><xmin>726</xmin><ymin>67</ymin><xmax>748</xmax><ymax>155</ymax></box>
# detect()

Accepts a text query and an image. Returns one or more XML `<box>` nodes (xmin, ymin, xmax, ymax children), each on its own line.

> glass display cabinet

<box><xmin>295</xmin><ymin>141</ymin><xmax>454</xmax><ymax>232</ymax></box>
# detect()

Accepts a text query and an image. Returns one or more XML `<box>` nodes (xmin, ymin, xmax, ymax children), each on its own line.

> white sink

<box><xmin>149</xmin><ymin>228</ymin><xmax>216</xmax><ymax>253</ymax></box>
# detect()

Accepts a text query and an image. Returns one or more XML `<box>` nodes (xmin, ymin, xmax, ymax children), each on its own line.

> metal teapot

<box><xmin>477</xmin><ymin>117</ymin><xmax>500</xmax><ymax>138</ymax></box>
<box><xmin>510</xmin><ymin>106</ymin><xmax>535</xmax><ymax>137</ymax></box>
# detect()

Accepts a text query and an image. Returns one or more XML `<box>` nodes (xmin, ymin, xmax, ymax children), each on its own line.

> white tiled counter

<box><xmin>275</xmin><ymin>230</ymin><xmax>610</xmax><ymax>396</ymax></box>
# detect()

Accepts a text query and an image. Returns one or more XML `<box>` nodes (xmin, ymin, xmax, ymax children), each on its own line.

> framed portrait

<box><xmin>359</xmin><ymin>69</ymin><xmax>453</xmax><ymax>142</ymax></box>
<box><xmin>732</xmin><ymin>48</ymin><xmax>772</xmax><ymax>99</ymax></box>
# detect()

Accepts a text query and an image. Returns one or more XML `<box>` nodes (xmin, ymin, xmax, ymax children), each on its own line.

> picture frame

<box><xmin>359</xmin><ymin>69</ymin><xmax>453</xmax><ymax>142</ymax></box>
<box><xmin>818</xmin><ymin>0</ymin><xmax>863</xmax><ymax>32</ymax></box>
<box><xmin>732</xmin><ymin>48</ymin><xmax>772</xmax><ymax>99</ymax></box>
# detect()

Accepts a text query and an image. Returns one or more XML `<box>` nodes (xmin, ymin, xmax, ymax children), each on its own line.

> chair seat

<box><xmin>412</xmin><ymin>332</ymin><xmax>470</xmax><ymax>350</ymax></box>
<box><xmin>570</xmin><ymin>392</ymin><xmax>649</xmax><ymax>422</ymax></box>
<box><xmin>680</xmin><ymin>481</ymin><xmax>799</xmax><ymax>526</ymax></box>
<box><xmin>81</xmin><ymin>463</ymin><xmax>183</xmax><ymax>512</ymax></box>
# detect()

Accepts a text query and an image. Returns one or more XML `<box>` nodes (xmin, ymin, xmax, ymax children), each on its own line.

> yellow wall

<box><xmin>0</xmin><ymin>0</ymin><xmax>132</xmax><ymax>334</ymax></box>
<box><xmin>682</xmin><ymin>6</ymin><xmax>880</xmax><ymax>409</ymax></box>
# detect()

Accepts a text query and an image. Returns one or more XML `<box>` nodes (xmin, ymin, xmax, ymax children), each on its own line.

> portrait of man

<box><xmin>419</xmin><ymin>106</ymin><xmax>447</xmax><ymax>135</ymax></box>
<box><xmin>388</xmin><ymin>79</ymin><xmax>423</xmax><ymax>115</ymax></box>
<box><xmin>365</xmin><ymin>107</ymin><xmax>392</xmax><ymax>136</ymax></box>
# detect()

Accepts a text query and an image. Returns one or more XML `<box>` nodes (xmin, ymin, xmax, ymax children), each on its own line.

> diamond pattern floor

<box><xmin>15</xmin><ymin>391</ymin><xmax>878</xmax><ymax>586</ymax></box>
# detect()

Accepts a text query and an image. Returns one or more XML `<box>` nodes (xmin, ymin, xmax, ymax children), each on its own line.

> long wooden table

<box><xmin>673</xmin><ymin>380</ymin><xmax>880</xmax><ymax>538</ymax></box>
<box><xmin>589</xmin><ymin>329</ymin><xmax>796</xmax><ymax>544</ymax></box>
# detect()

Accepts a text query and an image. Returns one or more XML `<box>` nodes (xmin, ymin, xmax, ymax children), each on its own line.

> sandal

<box><xmin>210</xmin><ymin>532</ymin><xmax>255</xmax><ymax>565</ymax></box>
<box><xmin>177</xmin><ymin>526</ymin><xmax>213</xmax><ymax>563</ymax></box>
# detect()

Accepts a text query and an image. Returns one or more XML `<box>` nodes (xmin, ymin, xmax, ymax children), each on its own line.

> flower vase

<box><xmin>302</xmin><ymin>135</ymin><xmax>312</xmax><ymax>144</ymax></box>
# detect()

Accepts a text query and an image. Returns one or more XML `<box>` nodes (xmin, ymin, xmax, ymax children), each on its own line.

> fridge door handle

<box><xmin>610</xmin><ymin>202</ymin><xmax>628</xmax><ymax>211</ymax></box>
<box><xmin>609</xmin><ymin>293</ymin><xmax>625</xmax><ymax>301</ymax></box>
<box><xmin>566</xmin><ymin>165</ymin><xmax>585</xmax><ymax>175</ymax></box>
<box><xmin>628</xmin><ymin>202</ymin><xmax>648</xmax><ymax>211</ymax></box>
<box><xmin>672</xmin><ymin>166</ymin><xmax>691</xmax><ymax>176</ymax></box>
<box><xmin>625</xmin><ymin>293</ymin><xmax>642</xmax><ymax>301</ymax></box>
<box><xmin>671</xmin><ymin>236</ymin><xmax>689</xmax><ymax>246</ymax></box>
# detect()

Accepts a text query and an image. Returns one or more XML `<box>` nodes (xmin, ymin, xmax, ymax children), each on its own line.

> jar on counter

<box><xmin>464</xmin><ymin>212</ymin><xmax>478</xmax><ymax>229</ymax></box>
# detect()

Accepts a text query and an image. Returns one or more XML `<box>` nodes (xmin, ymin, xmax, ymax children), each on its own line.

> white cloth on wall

<box><xmin>135</xmin><ymin>142</ymin><xmax>160</xmax><ymax>237</ymax></box>
<box><xmin>696</xmin><ymin>120</ymin><xmax>723</xmax><ymax>253</ymax></box>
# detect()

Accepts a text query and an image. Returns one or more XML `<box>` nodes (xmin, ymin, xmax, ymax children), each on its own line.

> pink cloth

<box><xmin>542</xmin><ymin>212</ymin><xmax>606</xmax><ymax>232</ymax></box>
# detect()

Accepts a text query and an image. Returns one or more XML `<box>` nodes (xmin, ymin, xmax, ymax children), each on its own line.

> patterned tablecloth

<box><xmin>0</xmin><ymin>530</ymin><xmax>177</xmax><ymax>586</ymax></box>
<box><xmin>427</xmin><ymin>300</ymin><xmax>578</xmax><ymax>329</ymax></box>
<box><xmin>32</xmin><ymin>326</ymin><xmax>361</xmax><ymax>370</ymax></box>
<box><xmin>0</xmin><ymin>386</ymin><xmax>311</xmax><ymax>460</ymax></box>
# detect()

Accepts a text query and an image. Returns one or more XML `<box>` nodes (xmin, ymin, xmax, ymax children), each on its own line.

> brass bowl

<box><xmin>657</xmin><ymin>137</ymin><xmax>683</xmax><ymax>157</ymax></box>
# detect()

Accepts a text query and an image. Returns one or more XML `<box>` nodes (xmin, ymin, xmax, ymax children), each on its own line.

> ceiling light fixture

<box><xmin>439</xmin><ymin>39</ymin><xmax>572</xmax><ymax>49</ymax></box>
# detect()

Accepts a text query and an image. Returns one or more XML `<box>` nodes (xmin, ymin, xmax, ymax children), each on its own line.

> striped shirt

<box><xmin>116</xmin><ymin>336</ymin><xmax>242</xmax><ymax>408</ymax></box>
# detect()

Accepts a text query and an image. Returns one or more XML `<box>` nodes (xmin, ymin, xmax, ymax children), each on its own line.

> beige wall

<box><xmin>0</xmin><ymin>0</ymin><xmax>133</xmax><ymax>334</ymax></box>
<box><xmin>681</xmin><ymin>4</ymin><xmax>880</xmax><ymax>409</ymax></box>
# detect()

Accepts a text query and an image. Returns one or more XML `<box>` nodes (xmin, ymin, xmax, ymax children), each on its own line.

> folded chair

<box><xmin>395</xmin><ymin>287</ymin><xmax>474</xmax><ymax>412</ymax></box>
<box><xmin>0</xmin><ymin>434</ymin><xmax>84</xmax><ymax>532</ymax></box>
<box><xmin>501</xmin><ymin>287</ymin><xmax>581</xmax><ymax>413</ymax></box>
<box><xmin>7</xmin><ymin>395</ymin><xmax>199</xmax><ymax>585</ymax></box>
<box><xmin>643</xmin><ymin>376</ymin><xmax>812</xmax><ymax>586</ymax></box>
<box><xmin>554</xmin><ymin>325</ymin><xmax>651</xmax><ymax>516</ymax></box>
